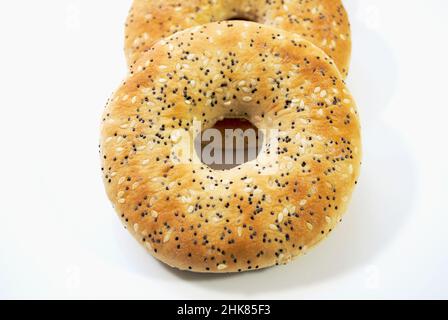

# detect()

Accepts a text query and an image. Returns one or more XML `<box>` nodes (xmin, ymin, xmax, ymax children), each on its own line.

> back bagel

<box><xmin>125</xmin><ymin>0</ymin><xmax>352</xmax><ymax>77</ymax></box>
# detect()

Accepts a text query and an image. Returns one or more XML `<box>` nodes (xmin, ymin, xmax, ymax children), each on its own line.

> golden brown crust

<box><xmin>102</xmin><ymin>22</ymin><xmax>361</xmax><ymax>273</ymax></box>
<box><xmin>125</xmin><ymin>0</ymin><xmax>352</xmax><ymax>77</ymax></box>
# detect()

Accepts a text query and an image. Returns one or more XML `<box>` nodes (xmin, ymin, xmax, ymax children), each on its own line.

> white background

<box><xmin>0</xmin><ymin>0</ymin><xmax>447</xmax><ymax>299</ymax></box>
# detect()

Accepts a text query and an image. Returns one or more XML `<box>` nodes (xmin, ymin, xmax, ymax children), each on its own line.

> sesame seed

<box><xmin>278</xmin><ymin>213</ymin><xmax>284</xmax><ymax>223</ymax></box>
<box><xmin>163</xmin><ymin>230</ymin><xmax>172</xmax><ymax>243</ymax></box>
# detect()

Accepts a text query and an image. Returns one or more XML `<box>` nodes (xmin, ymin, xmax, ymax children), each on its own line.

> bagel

<box><xmin>101</xmin><ymin>21</ymin><xmax>361</xmax><ymax>273</ymax></box>
<box><xmin>125</xmin><ymin>0</ymin><xmax>352</xmax><ymax>77</ymax></box>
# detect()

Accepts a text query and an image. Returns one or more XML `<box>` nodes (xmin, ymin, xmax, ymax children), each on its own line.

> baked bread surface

<box><xmin>102</xmin><ymin>22</ymin><xmax>361</xmax><ymax>273</ymax></box>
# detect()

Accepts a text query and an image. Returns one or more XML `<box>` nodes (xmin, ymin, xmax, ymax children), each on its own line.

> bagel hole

<box><xmin>196</xmin><ymin>118</ymin><xmax>263</xmax><ymax>170</ymax></box>
<box><xmin>226</xmin><ymin>11</ymin><xmax>257</xmax><ymax>22</ymax></box>
<box><xmin>227</xmin><ymin>16</ymin><xmax>255</xmax><ymax>22</ymax></box>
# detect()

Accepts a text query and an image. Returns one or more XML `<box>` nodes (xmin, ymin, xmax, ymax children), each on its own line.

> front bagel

<box><xmin>125</xmin><ymin>0</ymin><xmax>352</xmax><ymax>77</ymax></box>
<box><xmin>101</xmin><ymin>22</ymin><xmax>361</xmax><ymax>273</ymax></box>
